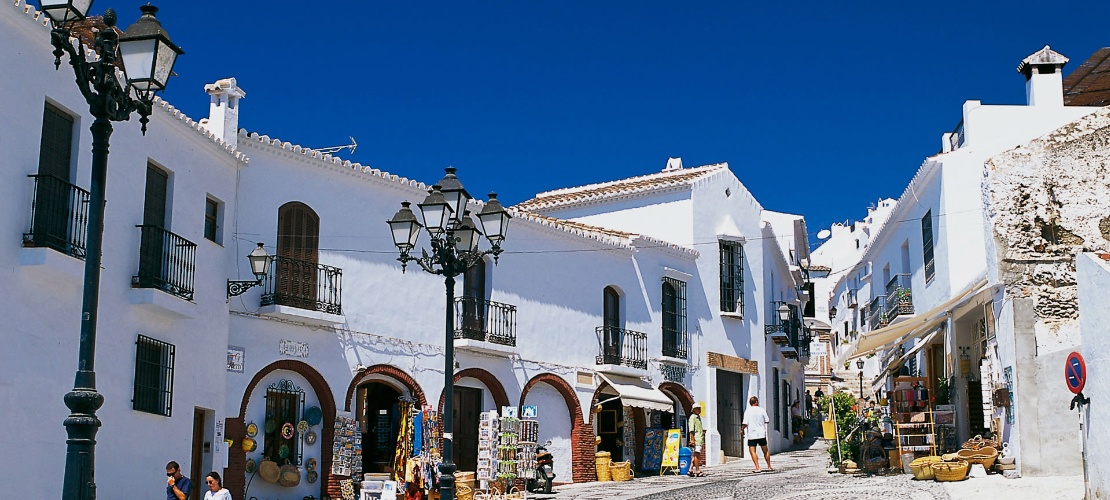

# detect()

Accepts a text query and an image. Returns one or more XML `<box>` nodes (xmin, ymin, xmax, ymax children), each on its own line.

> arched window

<box><xmin>276</xmin><ymin>202</ymin><xmax>320</xmax><ymax>307</ymax></box>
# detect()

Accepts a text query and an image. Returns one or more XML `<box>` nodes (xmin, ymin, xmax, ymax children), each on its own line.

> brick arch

<box><xmin>437</xmin><ymin>367</ymin><xmax>511</xmax><ymax>414</ymax></box>
<box><xmin>344</xmin><ymin>364</ymin><xmax>428</xmax><ymax>411</ymax></box>
<box><xmin>225</xmin><ymin>360</ymin><xmax>336</xmax><ymax>500</ymax></box>
<box><xmin>519</xmin><ymin>373</ymin><xmax>594</xmax><ymax>483</ymax></box>
<box><xmin>659</xmin><ymin>382</ymin><xmax>694</xmax><ymax>416</ymax></box>
<box><xmin>587</xmin><ymin>383</ymin><xmax>646</xmax><ymax>473</ymax></box>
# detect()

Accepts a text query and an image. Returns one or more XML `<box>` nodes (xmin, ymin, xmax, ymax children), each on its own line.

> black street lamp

<box><xmin>857</xmin><ymin>358</ymin><xmax>866</xmax><ymax>403</ymax></box>
<box><xmin>387</xmin><ymin>168</ymin><xmax>511</xmax><ymax>500</ymax></box>
<box><xmin>227</xmin><ymin>243</ymin><xmax>273</xmax><ymax>299</ymax></box>
<box><xmin>36</xmin><ymin>2</ymin><xmax>182</xmax><ymax>499</ymax></box>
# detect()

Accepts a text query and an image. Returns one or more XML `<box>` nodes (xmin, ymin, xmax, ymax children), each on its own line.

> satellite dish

<box><xmin>817</xmin><ymin>229</ymin><xmax>831</xmax><ymax>240</ymax></box>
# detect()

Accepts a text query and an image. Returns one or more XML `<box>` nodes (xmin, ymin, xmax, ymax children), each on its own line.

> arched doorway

<box><xmin>519</xmin><ymin>373</ymin><xmax>585</xmax><ymax>483</ymax></box>
<box><xmin>344</xmin><ymin>365</ymin><xmax>428</xmax><ymax>475</ymax></box>
<box><xmin>437</xmin><ymin>368</ymin><xmax>510</xmax><ymax>475</ymax></box>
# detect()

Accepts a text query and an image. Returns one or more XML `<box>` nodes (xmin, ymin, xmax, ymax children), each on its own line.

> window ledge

<box><xmin>19</xmin><ymin>247</ymin><xmax>85</xmax><ymax>287</ymax></box>
<box><xmin>455</xmin><ymin>339</ymin><xmax>518</xmax><ymax>357</ymax></box>
<box><xmin>259</xmin><ymin>304</ymin><xmax>344</xmax><ymax>327</ymax></box>
<box><xmin>720</xmin><ymin>311</ymin><xmax>744</xmax><ymax>320</ymax></box>
<box><xmin>130</xmin><ymin>288</ymin><xmax>195</xmax><ymax>320</ymax></box>
<box><xmin>657</xmin><ymin>355</ymin><xmax>688</xmax><ymax>366</ymax></box>
<box><xmin>595</xmin><ymin>364</ymin><xmax>649</xmax><ymax>378</ymax></box>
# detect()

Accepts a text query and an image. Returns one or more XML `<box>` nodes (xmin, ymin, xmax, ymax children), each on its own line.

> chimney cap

<box><xmin>1017</xmin><ymin>45</ymin><xmax>1068</xmax><ymax>77</ymax></box>
<box><xmin>664</xmin><ymin>157</ymin><xmax>683</xmax><ymax>171</ymax></box>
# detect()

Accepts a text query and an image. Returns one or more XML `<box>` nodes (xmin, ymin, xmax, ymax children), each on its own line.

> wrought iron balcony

<box><xmin>868</xmin><ymin>295</ymin><xmax>888</xmax><ymax>331</ymax></box>
<box><xmin>23</xmin><ymin>174</ymin><xmax>90</xmax><ymax>259</ymax></box>
<box><xmin>596</xmin><ymin>326</ymin><xmax>648</xmax><ymax>369</ymax></box>
<box><xmin>765</xmin><ymin>301</ymin><xmax>792</xmax><ymax>344</ymax></box>
<box><xmin>454</xmin><ymin>296</ymin><xmax>517</xmax><ymax>346</ymax></box>
<box><xmin>261</xmin><ymin>255</ymin><xmax>343</xmax><ymax>315</ymax></box>
<box><xmin>885</xmin><ymin>273</ymin><xmax>914</xmax><ymax>318</ymax></box>
<box><xmin>847</xmin><ymin>287</ymin><xmax>858</xmax><ymax>308</ymax></box>
<box><xmin>133</xmin><ymin>225</ymin><xmax>197</xmax><ymax>301</ymax></box>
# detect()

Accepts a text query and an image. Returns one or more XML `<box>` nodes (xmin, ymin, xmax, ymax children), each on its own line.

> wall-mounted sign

<box><xmin>279</xmin><ymin>339</ymin><xmax>309</xmax><ymax>358</ymax></box>
<box><xmin>707</xmin><ymin>352</ymin><xmax>758</xmax><ymax>374</ymax></box>
<box><xmin>227</xmin><ymin>346</ymin><xmax>245</xmax><ymax>372</ymax></box>
<box><xmin>811</xmin><ymin>341</ymin><xmax>827</xmax><ymax>357</ymax></box>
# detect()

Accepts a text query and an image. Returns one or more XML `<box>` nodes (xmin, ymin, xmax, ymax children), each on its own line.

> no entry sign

<box><xmin>1065</xmin><ymin>352</ymin><xmax>1086</xmax><ymax>395</ymax></box>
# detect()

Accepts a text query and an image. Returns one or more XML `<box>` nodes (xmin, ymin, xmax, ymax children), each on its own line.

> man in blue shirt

<box><xmin>166</xmin><ymin>461</ymin><xmax>191</xmax><ymax>500</ymax></box>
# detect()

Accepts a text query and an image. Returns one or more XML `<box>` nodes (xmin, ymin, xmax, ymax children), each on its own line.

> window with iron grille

<box><xmin>719</xmin><ymin>240</ymin><xmax>744</xmax><ymax>314</ymax></box>
<box><xmin>922</xmin><ymin>210</ymin><xmax>935</xmax><ymax>283</ymax></box>
<box><xmin>133</xmin><ymin>335</ymin><xmax>175</xmax><ymax>416</ymax></box>
<box><xmin>662</xmin><ymin>277</ymin><xmax>687</xmax><ymax>359</ymax></box>
<box><xmin>264</xmin><ymin>379</ymin><xmax>305</xmax><ymax>466</ymax></box>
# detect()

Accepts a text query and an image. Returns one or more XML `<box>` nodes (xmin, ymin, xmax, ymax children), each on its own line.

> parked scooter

<box><xmin>527</xmin><ymin>443</ymin><xmax>555</xmax><ymax>494</ymax></box>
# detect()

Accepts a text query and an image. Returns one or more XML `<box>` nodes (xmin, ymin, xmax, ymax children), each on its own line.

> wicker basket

<box><xmin>932</xmin><ymin>459</ymin><xmax>970</xmax><ymax>482</ymax></box>
<box><xmin>457</xmin><ymin>484</ymin><xmax>474</xmax><ymax>500</ymax></box>
<box><xmin>958</xmin><ymin>447</ymin><xmax>999</xmax><ymax>469</ymax></box>
<box><xmin>595</xmin><ymin>451</ymin><xmax>612</xmax><ymax>481</ymax></box>
<box><xmin>610</xmin><ymin>461</ymin><xmax>632</xmax><ymax>481</ymax></box>
<box><xmin>909</xmin><ymin>456</ymin><xmax>942</xmax><ymax>481</ymax></box>
<box><xmin>258</xmin><ymin>458</ymin><xmax>280</xmax><ymax>483</ymax></box>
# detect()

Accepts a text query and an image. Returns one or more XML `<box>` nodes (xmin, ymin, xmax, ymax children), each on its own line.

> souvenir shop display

<box><xmin>332</xmin><ymin>412</ymin><xmax>363</xmax><ymax>477</ymax></box>
<box><xmin>891</xmin><ymin>377</ymin><xmax>937</xmax><ymax>460</ymax></box>
<box><xmin>388</xmin><ymin>404</ymin><xmax>443</xmax><ymax>500</ymax></box>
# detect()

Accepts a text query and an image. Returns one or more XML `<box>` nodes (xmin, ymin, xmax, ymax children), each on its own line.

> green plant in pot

<box><xmin>816</xmin><ymin>391</ymin><xmax>862</xmax><ymax>467</ymax></box>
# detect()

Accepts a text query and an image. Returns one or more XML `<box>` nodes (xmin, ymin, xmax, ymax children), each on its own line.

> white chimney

<box><xmin>664</xmin><ymin>157</ymin><xmax>683</xmax><ymax>171</ymax></box>
<box><xmin>200</xmin><ymin>77</ymin><xmax>246</xmax><ymax>149</ymax></box>
<box><xmin>1017</xmin><ymin>46</ymin><xmax>1068</xmax><ymax>107</ymax></box>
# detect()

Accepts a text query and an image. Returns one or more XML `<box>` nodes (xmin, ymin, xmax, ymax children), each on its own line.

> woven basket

<box><xmin>610</xmin><ymin>461</ymin><xmax>632</xmax><ymax>481</ymax></box>
<box><xmin>595</xmin><ymin>452</ymin><xmax>612</xmax><ymax>482</ymax></box>
<box><xmin>457</xmin><ymin>484</ymin><xmax>474</xmax><ymax>500</ymax></box>
<box><xmin>958</xmin><ymin>447</ymin><xmax>998</xmax><ymax>469</ymax></box>
<box><xmin>932</xmin><ymin>459</ymin><xmax>969</xmax><ymax>482</ymax></box>
<box><xmin>278</xmin><ymin>462</ymin><xmax>300</xmax><ymax>487</ymax></box>
<box><xmin>258</xmin><ymin>458</ymin><xmax>280</xmax><ymax>483</ymax></box>
<box><xmin>909</xmin><ymin>456</ymin><xmax>942</xmax><ymax>481</ymax></box>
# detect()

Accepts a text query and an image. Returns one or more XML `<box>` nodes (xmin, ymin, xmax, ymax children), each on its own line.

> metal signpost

<box><xmin>1065</xmin><ymin>352</ymin><xmax>1090</xmax><ymax>497</ymax></box>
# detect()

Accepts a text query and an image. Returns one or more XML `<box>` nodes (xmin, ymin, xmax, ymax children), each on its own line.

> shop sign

<box><xmin>226</xmin><ymin>346</ymin><xmax>245</xmax><ymax>373</ymax></box>
<box><xmin>661</xmin><ymin>428</ymin><xmax>682</xmax><ymax>468</ymax></box>
<box><xmin>707</xmin><ymin>352</ymin><xmax>758</xmax><ymax>374</ymax></box>
<box><xmin>279</xmin><ymin>339</ymin><xmax>309</xmax><ymax>358</ymax></box>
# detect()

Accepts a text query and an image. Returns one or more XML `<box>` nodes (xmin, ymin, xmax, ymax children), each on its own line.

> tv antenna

<box><xmin>315</xmin><ymin>136</ymin><xmax>358</xmax><ymax>155</ymax></box>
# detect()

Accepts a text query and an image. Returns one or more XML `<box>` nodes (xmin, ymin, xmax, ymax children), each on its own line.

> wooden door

<box><xmin>189</xmin><ymin>408</ymin><xmax>205</xmax><ymax>500</ymax></box>
<box><xmin>33</xmin><ymin>103</ymin><xmax>74</xmax><ymax>249</ymax></box>
<box><xmin>276</xmin><ymin>202</ymin><xmax>320</xmax><ymax>306</ymax></box>
<box><xmin>716</xmin><ymin>370</ymin><xmax>745</xmax><ymax>457</ymax></box>
<box><xmin>453</xmin><ymin>387</ymin><xmax>482</xmax><ymax>473</ymax></box>
<box><xmin>603</xmin><ymin>287</ymin><xmax>621</xmax><ymax>361</ymax></box>
<box><xmin>462</xmin><ymin>260</ymin><xmax>486</xmax><ymax>339</ymax></box>
<box><xmin>138</xmin><ymin>165</ymin><xmax>168</xmax><ymax>286</ymax></box>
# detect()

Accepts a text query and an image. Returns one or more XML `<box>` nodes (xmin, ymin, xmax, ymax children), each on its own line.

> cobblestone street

<box><xmin>545</xmin><ymin>437</ymin><xmax>1083</xmax><ymax>500</ymax></box>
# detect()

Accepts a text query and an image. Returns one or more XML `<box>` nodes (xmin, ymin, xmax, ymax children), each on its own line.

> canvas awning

<box><xmin>847</xmin><ymin>278</ymin><xmax>989</xmax><ymax>360</ymax></box>
<box><xmin>887</xmin><ymin>327</ymin><xmax>943</xmax><ymax>375</ymax></box>
<box><xmin>596</xmin><ymin>373</ymin><xmax>675</xmax><ymax>412</ymax></box>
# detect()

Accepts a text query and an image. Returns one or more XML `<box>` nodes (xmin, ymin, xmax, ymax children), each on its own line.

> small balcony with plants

<box><xmin>868</xmin><ymin>295</ymin><xmax>888</xmax><ymax>331</ymax></box>
<box><xmin>885</xmin><ymin>273</ymin><xmax>914</xmax><ymax>322</ymax></box>
<box><xmin>596</xmin><ymin>326</ymin><xmax>648</xmax><ymax>376</ymax></box>
<box><xmin>454</xmin><ymin>296</ymin><xmax>518</xmax><ymax>356</ymax></box>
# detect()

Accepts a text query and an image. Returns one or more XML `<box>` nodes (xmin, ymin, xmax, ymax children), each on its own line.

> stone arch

<box><xmin>659</xmin><ymin>381</ymin><xmax>694</xmax><ymax>416</ymax></box>
<box><xmin>344</xmin><ymin>364</ymin><xmax>428</xmax><ymax>411</ymax></box>
<box><xmin>225</xmin><ymin>360</ymin><xmax>336</xmax><ymax>500</ymax></box>
<box><xmin>437</xmin><ymin>367</ymin><xmax>510</xmax><ymax>414</ymax></box>
<box><xmin>519</xmin><ymin>373</ymin><xmax>594</xmax><ymax>482</ymax></box>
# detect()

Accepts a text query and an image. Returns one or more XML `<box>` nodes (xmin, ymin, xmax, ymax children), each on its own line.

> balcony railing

<box><xmin>261</xmin><ymin>255</ymin><xmax>343</xmax><ymax>315</ymax></box>
<box><xmin>847</xmin><ymin>287</ymin><xmax>858</xmax><ymax>308</ymax></box>
<box><xmin>133</xmin><ymin>225</ymin><xmax>197</xmax><ymax>301</ymax></box>
<box><xmin>765</xmin><ymin>301</ymin><xmax>792</xmax><ymax>344</ymax></box>
<box><xmin>23</xmin><ymin>174</ymin><xmax>90</xmax><ymax>259</ymax></box>
<box><xmin>596</xmin><ymin>326</ymin><xmax>647</xmax><ymax>369</ymax></box>
<box><xmin>454</xmin><ymin>296</ymin><xmax>517</xmax><ymax>347</ymax></box>
<box><xmin>885</xmin><ymin>273</ymin><xmax>914</xmax><ymax>318</ymax></box>
<box><xmin>868</xmin><ymin>296</ymin><xmax>888</xmax><ymax>331</ymax></box>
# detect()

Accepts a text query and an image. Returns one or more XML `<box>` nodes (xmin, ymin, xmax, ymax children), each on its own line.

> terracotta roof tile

<box><xmin>515</xmin><ymin>163</ymin><xmax>727</xmax><ymax>211</ymax></box>
<box><xmin>1064</xmin><ymin>48</ymin><xmax>1110</xmax><ymax>107</ymax></box>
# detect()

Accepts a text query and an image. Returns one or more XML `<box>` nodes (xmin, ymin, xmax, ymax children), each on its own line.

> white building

<box><xmin>1</xmin><ymin>2</ymin><xmax>810</xmax><ymax>498</ymax></box>
<box><xmin>825</xmin><ymin>45</ymin><xmax>1108</xmax><ymax>477</ymax></box>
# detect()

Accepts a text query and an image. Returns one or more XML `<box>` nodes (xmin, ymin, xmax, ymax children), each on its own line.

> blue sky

<box><xmin>107</xmin><ymin>1</ymin><xmax>1110</xmax><ymax>240</ymax></box>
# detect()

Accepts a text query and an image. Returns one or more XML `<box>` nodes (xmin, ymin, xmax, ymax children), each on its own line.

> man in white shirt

<box><xmin>742</xmin><ymin>396</ymin><xmax>773</xmax><ymax>472</ymax></box>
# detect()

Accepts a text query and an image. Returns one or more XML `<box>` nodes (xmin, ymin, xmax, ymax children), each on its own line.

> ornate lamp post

<box><xmin>387</xmin><ymin>168</ymin><xmax>511</xmax><ymax>500</ymax></box>
<box><xmin>227</xmin><ymin>243</ymin><xmax>273</xmax><ymax>299</ymax></box>
<box><xmin>857</xmin><ymin>358</ymin><xmax>866</xmax><ymax>404</ymax></box>
<box><xmin>35</xmin><ymin>2</ymin><xmax>183</xmax><ymax>499</ymax></box>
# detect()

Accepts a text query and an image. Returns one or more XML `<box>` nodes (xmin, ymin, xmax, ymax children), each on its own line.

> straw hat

<box><xmin>692</xmin><ymin>402</ymin><xmax>703</xmax><ymax>411</ymax></box>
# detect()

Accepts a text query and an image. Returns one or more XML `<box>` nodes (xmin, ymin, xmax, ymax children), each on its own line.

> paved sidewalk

<box><xmin>942</xmin><ymin>473</ymin><xmax>1083</xmax><ymax>500</ymax></box>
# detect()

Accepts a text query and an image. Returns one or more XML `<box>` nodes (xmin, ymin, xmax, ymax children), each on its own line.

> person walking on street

<box><xmin>742</xmin><ymin>396</ymin><xmax>772</xmax><ymax>472</ymax></box>
<box><xmin>166</xmin><ymin>461</ymin><xmax>191</xmax><ymax>500</ymax></box>
<box><xmin>687</xmin><ymin>402</ymin><xmax>706</xmax><ymax>477</ymax></box>
<box><xmin>804</xmin><ymin>390</ymin><xmax>814</xmax><ymax>418</ymax></box>
<box><xmin>202</xmin><ymin>471</ymin><xmax>233</xmax><ymax>500</ymax></box>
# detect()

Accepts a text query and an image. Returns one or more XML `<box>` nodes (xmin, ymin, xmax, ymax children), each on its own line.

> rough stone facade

<box><xmin>986</xmin><ymin>106</ymin><xmax>1110</xmax><ymax>347</ymax></box>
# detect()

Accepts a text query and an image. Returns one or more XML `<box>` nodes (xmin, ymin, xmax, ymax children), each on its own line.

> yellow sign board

<box><xmin>661</xmin><ymin>428</ymin><xmax>682</xmax><ymax>470</ymax></box>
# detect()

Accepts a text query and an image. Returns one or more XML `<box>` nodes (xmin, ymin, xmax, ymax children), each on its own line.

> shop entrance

<box><xmin>453</xmin><ymin>386</ymin><xmax>482</xmax><ymax>473</ymax></box>
<box><xmin>716</xmin><ymin>370</ymin><xmax>746</xmax><ymax>458</ymax></box>
<box><xmin>595</xmin><ymin>396</ymin><xmax>624</xmax><ymax>462</ymax></box>
<box><xmin>357</xmin><ymin>382</ymin><xmax>402</xmax><ymax>473</ymax></box>
<box><xmin>190</xmin><ymin>408</ymin><xmax>206</xmax><ymax>500</ymax></box>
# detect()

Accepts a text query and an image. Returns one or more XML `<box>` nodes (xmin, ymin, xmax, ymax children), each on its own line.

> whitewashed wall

<box><xmin>1078</xmin><ymin>253</ymin><xmax>1109</xmax><ymax>499</ymax></box>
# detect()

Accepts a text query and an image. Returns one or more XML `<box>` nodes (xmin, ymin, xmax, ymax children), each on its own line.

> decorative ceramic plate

<box><xmin>245</xmin><ymin>458</ymin><xmax>257</xmax><ymax>474</ymax></box>
<box><xmin>281</xmin><ymin>422</ymin><xmax>295</xmax><ymax>440</ymax></box>
<box><xmin>241</xmin><ymin>437</ymin><xmax>257</xmax><ymax>453</ymax></box>
<box><xmin>246</xmin><ymin>422</ymin><xmax>258</xmax><ymax>438</ymax></box>
<box><xmin>305</xmin><ymin>406</ymin><xmax>323</xmax><ymax>426</ymax></box>
<box><xmin>265</xmin><ymin>418</ymin><xmax>278</xmax><ymax>435</ymax></box>
<box><xmin>307</xmin><ymin>470</ymin><xmax>318</xmax><ymax>484</ymax></box>
<box><xmin>278</xmin><ymin>443</ymin><xmax>290</xmax><ymax>459</ymax></box>
<box><xmin>306</xmin><ymin>457</ymin><xmax>317</xmax><ymax>471</ymax></box>
<box><xmin>297</xmin><ymin>420</ymin><xmax>309</xmax><ymax>434</ymax></box>
<box><xmin>305</xmin><ymin>430</ymin><xmax>317</xmax><ymax>445</ymax></box>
